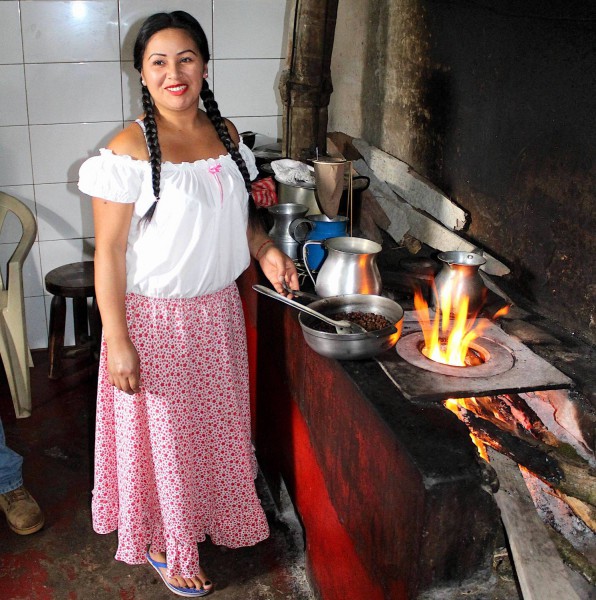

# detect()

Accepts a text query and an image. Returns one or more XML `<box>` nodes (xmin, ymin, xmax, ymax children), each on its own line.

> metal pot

<box><xmin>298</xmin><ymin>294</ymin><xmax>404</xmax><ymax>360</ymax></box>
<box><xmin>276</xmin><ymin>179</ymin><xmax>320</xmax><ymax>215</ymax></box>
<box><xmin>432</xmin><ymin>251</ymin><xmax>487</xmax><ymax>314</ymax></box>
<box><xmin>276</xmin><ymin>175</ymin><xmax>370</xmax><ymax>218</ymax></box>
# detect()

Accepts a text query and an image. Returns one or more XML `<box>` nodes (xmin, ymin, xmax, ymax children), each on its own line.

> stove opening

<box><xmin>419</xmin><ymin>338</ymin><xmax>488</xmax><ymax>367</ymax></box>
<box><xmin>413</xmin><ymin>286</ymin><xmax>509</xmax><ymax>367</ymax></box>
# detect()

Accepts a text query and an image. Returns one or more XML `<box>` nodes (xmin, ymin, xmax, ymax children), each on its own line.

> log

<box><xmin>352</xmin><ymin>138</ymin><xmax>469</xmax><ymax>231</ymax></box>
<box><xmin>467</xmin><ymin>395</ymin><xmax>561</xmax><ymax>449</ymax></box>
<box><xmin>459</xmin><ymin>409</ymin><xmax>596</xmax><ymax>507</ymax></box>
<box><xmin>361</xmin><ymin>189</ymin><xmax>391</xmax><ymax>230</ymax></box>
<box><xmin>353</xmin><ymin>158</ymin><xmax>510</xmax><ymax>276</ymax></box>
<box><xmin>487</xmin><ymin>448</ymin><xmax>583</xmax><ymax>600</ymax></box>
<box><xmin>546</xmin><ymin>523</ymin><xmax>596</xmax><ymax>586</ymax></box>
<box><xmin>358</xmin><ymin>204</ymin><xmax>384</xmax><ymax>244</ymax></box>
<box><xmin>504</xmin><ymin>393</ymin><xmax>562</xmax><ymax>448</ymax></box>
<box><xmin>461</xmin><ymin>410</ymin><xmax>564</xmax><ymax>484</ymax></box>
<box><xmin>556</xmin><ymin>492</ymin><xmax>596</xmax><ymax>533</ymax></box>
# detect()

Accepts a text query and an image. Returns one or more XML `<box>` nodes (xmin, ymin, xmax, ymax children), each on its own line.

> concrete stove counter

<box><xmin>238</xmin><ymin>265</ymin><xmax>500</xmax><ymax>600</ymax></box>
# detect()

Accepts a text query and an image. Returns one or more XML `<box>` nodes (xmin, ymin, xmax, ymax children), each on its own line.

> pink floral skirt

<box><xmin>92</xmin><ymin>284</ymin><xmax>269</xmax><ymax>578</ymax></box>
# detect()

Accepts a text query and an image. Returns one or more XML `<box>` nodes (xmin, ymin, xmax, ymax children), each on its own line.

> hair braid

<box><xmin>133</xmin><ymin>12</ymin><xmax>258</xmax><ymax>226</ymax></box>
<box><xmin>140</xmin><ymin>84</ymin><xmax>161</xmax><ymax>224</ymax></box>
<box><xmin>200</xmin><ymin>80</ymin><xmax>258</xmax><ymax>224</ymax></box>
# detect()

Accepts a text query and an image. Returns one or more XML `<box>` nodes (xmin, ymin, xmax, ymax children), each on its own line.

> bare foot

<box><xmin>149</xmin><ymin>550</ymin><xmax>213</xmax><ymax>593</ymax></box>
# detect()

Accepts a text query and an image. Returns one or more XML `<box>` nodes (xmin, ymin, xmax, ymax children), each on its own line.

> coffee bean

<box><xmin>309</xmin><ymin>311</ymin><xmax>391</xmax><ymax>334</ymax></box>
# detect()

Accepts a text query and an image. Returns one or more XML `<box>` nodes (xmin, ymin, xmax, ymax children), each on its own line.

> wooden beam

<box><xmin>353</xmin><ymin>158</ymin><xmax>511</xmax><ymax>276</ymax></box>
<box><xmin>487</xmin><ymin>448</ymin><xmax>582</xmax><ymax>600</ymax></box>
<box><xmin>353</xmin><ymin>138</ymin><xmax>469</xmax><ymax>231</ymax></box>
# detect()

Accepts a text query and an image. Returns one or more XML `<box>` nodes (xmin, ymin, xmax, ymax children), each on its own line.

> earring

<box><xmin>141</xmin><ymin>79</ymin><xmax>146</xmax><ymax>86</ymax></box>
<box><xmin>203</xmin><ymin>72</ymin><xmax>208</xmax><ymax>79</ymax></box>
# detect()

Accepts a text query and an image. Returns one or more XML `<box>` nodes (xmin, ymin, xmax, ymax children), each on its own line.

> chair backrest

<box><xmin>0</xmin><ymin>192</ymin><xmax>37</xmax><ymax>291</ymax></box>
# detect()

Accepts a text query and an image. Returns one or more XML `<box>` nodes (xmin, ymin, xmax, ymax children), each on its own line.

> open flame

<box><xmin>413</xmin><ymin>280</ymin><xmax>509</xmax><ymax>367</ymax></box>
<box><xmin>444</xmin><ymin>398</ymin><xmax>488</xmax><ymax>459</ymax></box>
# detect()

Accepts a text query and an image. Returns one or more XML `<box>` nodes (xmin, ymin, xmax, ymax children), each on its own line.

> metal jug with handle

<box><xmin>302</xmin><ymin>236</ymin><xmax>383</xmax><ymax>297</ymax></box>
<box><xmin>432</xmin><ymin>251</ymin><xmax>487</xmax><ymax>314</ymax></box>
<box><xmin>267</xmin><ymin>203</ymin><xmax>309</xmax><ymax>259</ymax></box>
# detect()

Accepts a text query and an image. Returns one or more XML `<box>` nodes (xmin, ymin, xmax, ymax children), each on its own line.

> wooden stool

<box><xmin>45</xmin><ymin>261</ymin><xmax>101</xmax><ymax>379</ymax></box>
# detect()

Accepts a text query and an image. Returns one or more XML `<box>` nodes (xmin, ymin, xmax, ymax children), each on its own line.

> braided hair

<box><xmin>133</xmin><ymin>11</ymin><xmax>257</xmax><ymax>225</ymax></box>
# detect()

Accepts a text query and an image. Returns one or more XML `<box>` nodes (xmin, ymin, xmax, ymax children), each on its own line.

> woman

<box><xmin>78</xmin><ymin>11</ymin><xmax>298</xmax><ymax>597</ymax></box>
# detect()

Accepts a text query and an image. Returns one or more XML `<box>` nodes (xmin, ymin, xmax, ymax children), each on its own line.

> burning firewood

<box><xmin>453</xmin><ymin>408</ymin><xmax>596</xmax><ymax>508</ymax></box>
<box><xmin>499</xmin><ymin>393</ymin><xmax>561</xmax><ymax>448</ymax></box>
<box><xmin>554</xmin><ymin>492</ymin><xmax>596</xmax><ymax>534</ymax></box>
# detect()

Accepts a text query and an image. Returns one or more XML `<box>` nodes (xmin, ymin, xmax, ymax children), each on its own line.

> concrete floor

<box><xmin>0</xmin><ymin>352</ymin><xmax>314</xmax><ymax>600</ymax></box>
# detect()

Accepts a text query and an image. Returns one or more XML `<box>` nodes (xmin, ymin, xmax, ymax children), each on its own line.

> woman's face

<box><xmin>141</xmin><ymin>27</ymin><xmax>207</xmax><ymax>114</ymax></box>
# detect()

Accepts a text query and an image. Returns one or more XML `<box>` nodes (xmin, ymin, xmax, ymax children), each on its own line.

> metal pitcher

<box><xmin>267</xmin><ymin>203</ymin><xmax>309</xmax><ymax>259</ymax></box>
<box><xmin>432</xmin><ymin>251</ymin><xmax>487</xmax><ymax>314</ymax></box>
<box><xmin>302</xmin><ymin>236</ymin><xmax>383</xmax><ymax>297</ymax></box>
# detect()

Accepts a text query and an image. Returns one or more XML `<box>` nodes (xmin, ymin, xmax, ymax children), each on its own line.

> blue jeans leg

<box><xmin>0</xmin><ymin>416</ymin><xmax>23</xmax><ymax>494</ymax></box>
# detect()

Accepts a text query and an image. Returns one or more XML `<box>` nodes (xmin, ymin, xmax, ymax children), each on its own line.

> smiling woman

<box><xmin>76</xmin><ymin>10</ymin><xmax>299</xmax><ymax>599</ymax></box>
<box><xmin>141</xmin><ymin>29</ymin><xmax>207</xmax><ymax>115</ymax></box>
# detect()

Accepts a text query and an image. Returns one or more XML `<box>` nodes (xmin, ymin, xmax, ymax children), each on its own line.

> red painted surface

<box><xmin>240</xmin><ymin>266</ymin><xmax>497</xmax><ymax>599</ymax></box>
<box><xmin>287</xmin><ymin>399</ymin><xmax>389</xmax><ymax>600</ymax></box>
<box><xmin>239</xmin><ymin>269</ymin><xmax>259</xmax><ymax>439</ymax></box>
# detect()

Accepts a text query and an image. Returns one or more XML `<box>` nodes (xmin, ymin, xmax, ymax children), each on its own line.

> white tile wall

<box><xmin>0</xmin><ymin>2</ymin><xmax>24</xmax><ymax>65</ymax></box>
<box><xmin>26</xmin><ymin>62</ymin><xmax>124</xmax><ymax>125</ymax></box>
<box><xmin>0</xmin><ymin>127</ymin><xmax>33</xmax><ymax>186</ymax></box>
<box><xmin>0</xmin><ymin>0</ymin><xmax>289</xmax><ymax>349</ymax></box>
<box><xmin>215</xmin><ymin>59</ymin><xmax>284</xmax><ymax>117</ymax></box>
<box><xmin>0</xmin><ymin>65</ymin><xmax>28</xmax><ymax>127</ymax></box>
<box><xmin>213</xmin><ymin>0</ymin><xmax>289</xmax><ymax>59</ymax></box>
<box><xmin>35</xmin><ymin>182</ymin><xmax>95</xmax><ymax>241</ymax></box>
<box><xmin>21</xmin><ymin>1</ymin><xmax>120</xmax><ymax>63</ymax></box>
<box><xmin>30</xmin><ymin>122</ymin><xmax>122</xmax><ymax>184</ymax></box>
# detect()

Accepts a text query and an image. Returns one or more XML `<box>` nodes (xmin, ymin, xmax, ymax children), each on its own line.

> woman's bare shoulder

<box><xmin>107</xmin><ymin>120</ymin><xmax>149</xmax><ymax>161</ymax></box>
<box><xmin>224</xmin><ymin>118</ymin><xmax>240</xmax><ymax>145</ymax></box>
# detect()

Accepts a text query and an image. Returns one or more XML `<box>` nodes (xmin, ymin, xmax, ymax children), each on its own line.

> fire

<box><xmin>413</xmin><ymin>282</ymin><xmax>509</xmax><ymax>367</ymax></box>
<box><xmin>444</xmin><ymin>398</ymin><xmax>488</xmax><ymax>460</ymax></box>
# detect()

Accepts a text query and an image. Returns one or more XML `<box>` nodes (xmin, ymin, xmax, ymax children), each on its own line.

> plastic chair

<box><xmin>0</xmin><ymin>192</ymin><xmax>37</xmax><ymax>418</ymax></box>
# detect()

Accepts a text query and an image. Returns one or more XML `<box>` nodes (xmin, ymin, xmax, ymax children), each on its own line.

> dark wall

<box><xmin>344</xmin><ymin>1</ymin><xmax>595</xmax><ymax>343</ymax></box>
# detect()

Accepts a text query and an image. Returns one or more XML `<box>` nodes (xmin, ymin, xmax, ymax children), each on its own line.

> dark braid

<box><xmin>133</xmin><ymin>10</ymin><xmax>257</xmax><ymax>225</ymax></box>
<box><xmin>200</xmin><ymin>80</ymin><xmax>258</xmax><ymax>224</ymax></box>
<box><xmin>140</xmin><ymin>84</ymin><xmax>161</xmax><ymax>224</ymax></box>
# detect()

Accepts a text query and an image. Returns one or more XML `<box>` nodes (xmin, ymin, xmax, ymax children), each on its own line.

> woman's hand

<box><xmin>106</xmin><ymin>337</ymin><xmax>141</xmax><ymax>395</ymax></box>
<box><xmin>258</xmin><ymin>244</ymin><xmax>300</xmax><ymax>296</ymax></box>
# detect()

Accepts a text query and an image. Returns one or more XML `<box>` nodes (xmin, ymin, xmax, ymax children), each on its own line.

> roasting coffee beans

<box><xmin>311</xmin><ymin>311</ymin><xmax>392</xmax><ymax>334</ymax></box>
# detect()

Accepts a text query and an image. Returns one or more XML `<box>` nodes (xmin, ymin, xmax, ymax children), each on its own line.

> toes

<box><xmin>169</xmin><ymin>575</ymin><xmax>190</xmax><ymax>588</ymax></box>
<box><xmin>197</xmin><ymin>567</ymin><xmax>213</xmax><ymax>590</ymax></box>
<box><xmin>191</xmin><ymin>576</ymin><xmax>207</xmax><ymax>590</ymax></box>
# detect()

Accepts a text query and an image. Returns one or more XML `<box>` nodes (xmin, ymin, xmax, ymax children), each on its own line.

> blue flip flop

<box><xmin>146</xmin><ymin>551</ymin><xmax>211</xmax><ymax>597</ymax></box>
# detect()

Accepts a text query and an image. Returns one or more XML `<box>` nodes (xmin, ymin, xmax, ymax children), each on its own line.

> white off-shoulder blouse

<box><xmin>78</xmin><ymin>141</ymin><xmax>258</xmax><ymax>298</ymax></box>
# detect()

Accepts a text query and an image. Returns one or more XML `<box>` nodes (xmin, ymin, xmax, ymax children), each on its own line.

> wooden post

<box><xmin>279</xmin><ymin>0</ymin><xmax>339</xmax><ymax>160</ymax></box>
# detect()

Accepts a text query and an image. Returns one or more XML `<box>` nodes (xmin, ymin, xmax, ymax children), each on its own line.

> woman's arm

<box><xmin>223</xmin><ymin>118</ymin><xmax>299</xmax><ymax>294</ymax></box>
<box><xmin>93</xmin><ymin>198</ymin><xmax>140</xmax><ymax>394</ymax></box>
<box><xmin>247</xmin><ymin>224</ymin><xmax>300</xmax><ymax>295</ymax></box>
